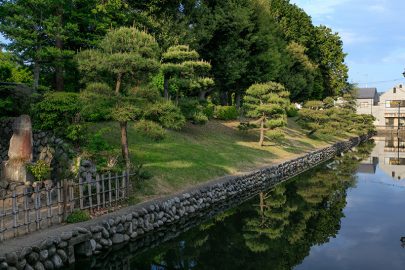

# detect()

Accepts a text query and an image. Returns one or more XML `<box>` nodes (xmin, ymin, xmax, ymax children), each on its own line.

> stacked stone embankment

<box><xmin>0</xmin><ymin>133</ymin><xmax>373</xmax><ymax>270</ymax></box>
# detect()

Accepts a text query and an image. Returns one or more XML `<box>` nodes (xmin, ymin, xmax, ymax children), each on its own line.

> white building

<box><xmin>356</xmin><ymin>84</ymin><xmax>405</xmax><ymax>129</ymax></box>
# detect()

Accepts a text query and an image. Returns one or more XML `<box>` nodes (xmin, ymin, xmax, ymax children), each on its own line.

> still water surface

<box><xmin>77</xmin><ymin>138</ymin><xmax>405</xmax><ymax>269</ymax></box>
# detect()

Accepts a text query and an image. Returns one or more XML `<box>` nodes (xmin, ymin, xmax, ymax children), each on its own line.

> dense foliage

<box><xmin>0</xmin><ymin>0</ymin><xmax>348</xmax><ymax>102</ymax></box>
<box><xmin>0</xmin><ymin>0</ymin><xmax>369</xmax><ymax>174</ymax></box>
<box><xmin>298</xmin><ymin>96</ymin><xmax>376</xmax><ymax>136</ymax></box>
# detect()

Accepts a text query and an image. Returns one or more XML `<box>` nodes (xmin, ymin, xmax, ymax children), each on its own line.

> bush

<box><xmin>192</xmin><ymin>111</ymin><xmax>209</xmax><ymax>125</ymax></box>
<box><xmin>178</xmin><ymin>98</ymin><xmax>200</xmax><ymax>119</ymax></box>
<box><xmin>134</xmin><ymin>120</ymin><xmax>166</xmax><ymax>141</ymax></box>
<box><xmin>286</xmin><ymin>104</ymin><xmax>299</xmax><ymax>117</ymax></box>
<box><xmin>27</xmin><ymin>160</ymin><xmax>51</xmax><ymax>182</ymax></box>
<box><xmin>86</xmin><ymin>128</ymin><xmax>113</xmax><ymax>152</ymax></box>
<box><xmin>266</xmin><ymin>129</ymin><xmax>285</xmax><ymax>142</ymax></box>
<box><xmin>80</xmin><ymin>83</ymin><xmax>114</xmax><ymax>122</ymax></box>
<box><xmin>214</xmin><ymin>106</ymin><xmax>239</xmax><ymax>120</ymax></box>
<box><xmin>203</xmin><ymin>102</ymin><xmax>215</xmax><ymax>119</ymax></box>
<box><xmin>66</xmin><ymin>210</ymin><xmax>91</xmax><ymax>223</ymax></box>
<box><xmin>144</xmin><ymin>101</ymin><xmax>186</xmax><ymax>130</ymax></box>
<box><xmin>31</xmin><ymin>92</ymin><xmax>81</xmax><ymax>132</ymax></box>
<box><xmin>0</xmin><ymin>84</ymin><xmax>34</xmax><ymax>117</ymax></box>
<box><xmin>66</xmin><ymin>124</ymin><xmax>88</xmax><ymax>145</ymax></box>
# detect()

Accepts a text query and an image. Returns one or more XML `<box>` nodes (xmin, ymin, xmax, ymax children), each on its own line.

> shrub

<box><xmin>144</xmin><ymin>101</ymin><xmax>186</xmax><ymax>130</ymax></box>
<box><xmin>192</xmin><ymin>111</ymin><xmax>209</xmax><ymax>125</ymax></box>
<box><xmin>66</xmin><ymin>210</ymin><xmax>91</xmax><ymax>223</ymax></box>
<box><xmin>31</xmin><ymin>92</ymin><xmax>81</xmax><ymax>132</ymax></box>
<box><xmin>0</xmin><ymin>84</ymin><xmax>34</xmax><ymax>117</ymax></box>
<box><xmin>266</xmin><ymin>129</ymin><xmax>285</xmax><ymax>142</ymax></box>
<box><xmin>80</xmin><ymin>83</ymin><xmax>114</xmax><ymax>122</ymax></box>
<box><xmin>27</xmin><ymin>160</ymin><xmax>51</xmax><ymax>182</ymax></box>
<box><xmin>214</xmin><ymin>106</ymin><xmax>239</xmax><ymax>120</ymax></box>
<box><xmin>66</xmin><ymin>124</ymin><xmax>88</xmax><ymax>145</ymax></box>
<box><xmin>134</xmin><ymin>120</ymin><xmax>166</xmax><ymax>141</ymax></box>
<box><xmin>178</xmin><ymin>98</ymin><xmax>198</xmax><ymax>118</ymax></box>
<box><xmin>286</xmin><ymin>104</ymin><xmax>299</xmax><ymax>117</ymax></box>
<box><xmin>203</xmin><ymin>102</ymin><xmax>215</xmax><ymax>119</ymax></box>
<box><xmin>86</xmin><ymin>128</ymin><xmax>113</xmax><ymax>152</ymax></box>
<box><xmin>179</xmin><ymin>98</ymin><xmax>211</xmax><ymax>124</ymax></box>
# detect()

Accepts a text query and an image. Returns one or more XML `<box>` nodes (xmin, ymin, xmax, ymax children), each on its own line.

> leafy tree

<box><xmin>243</xmin><ymin>82</ymin><xmax>290</xmax><ymax>146</ymax></box>
<box><xmin>77</xmin><ymin>27</ymin><xmax>160</xmax><ymax>169</ymax></box>
<box><xmin>0</xmin><ymin>51</ymin><xmax>32</xmax><ymax>83</ymax></box>
<box><xmin>187</xmin><ymin>0</ymin><xmax>254</xmax><ymax>105</ymax></box>
<box><xmin>313</xmin><ymin>25</ymin><xmax>349</xmax><ymax>97</ymax></box>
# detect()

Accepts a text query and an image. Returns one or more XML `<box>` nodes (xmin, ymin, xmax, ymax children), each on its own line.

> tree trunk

<box><xmin>55</xmin><ymin>8</ymin><xmax>64</xmax><ymax>91</ymax></box>
<box><xmin>163</xmin><ymin>75</ymin><xmax>169</xmax><ymax>100</ymax></box>
<box><xmin>120</xmin><ymin>121</ymin><xmax>130</xmax><ymax>171</ymax></box>
<box><xmin>259</xmin><ymin>116</ymin><xmax>265</xmax><ymax>147</ymax></box>
<box><xmin>115</xmin><ymin>73</ymin><xmax>122</xmax><ymax>95</ymax></box>
<box><xmin>33</xmin><ymin>60</ymin><xmax>40</xmax><ymax>90</ymax></box>
<box><xmin>199</xmin><ymin>90</ymin><xmax>206</xmax><ymax>101</ymax></box>
<box><xmin>235</xmin><ymin>90</ymin><xmax>242</xmax><ymax>109</ymax></box>
<box><xmin>220</xmin><ymin>91</ymin><xmax>228</xmax><ymax>106</ymax></box>
<box><xmin>259</xmin><ymin>192</ymin><xmax>264</xmax><ymax>214</ymax></box>
<box><xmin>227</xmin><ymin>91</ymin><xmax>233</xmax><ymax>106</ymax></box>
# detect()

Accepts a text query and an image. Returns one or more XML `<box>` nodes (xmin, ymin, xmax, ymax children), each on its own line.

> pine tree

<box><xmin>243</xmin><ymin>82</ymin><xmax>290</xmax><ymax>146</ymax></box>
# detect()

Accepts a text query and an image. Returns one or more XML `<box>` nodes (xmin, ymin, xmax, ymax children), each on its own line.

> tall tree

<box><xmin>186</xmin><ymin>0</ymin><xmax>254</xmax><ymax>105</ymax></box>
<box><xmin>313</xmin><ymin>25</ymin><xmax>349</xmax><ymax>97</ymax></box>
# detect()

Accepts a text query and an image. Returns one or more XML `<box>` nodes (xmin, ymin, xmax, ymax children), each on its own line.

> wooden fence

<box><xmin>0</xmin><ymin>171</ymin><xmax>131</xmax><ymax>242</ymax></box>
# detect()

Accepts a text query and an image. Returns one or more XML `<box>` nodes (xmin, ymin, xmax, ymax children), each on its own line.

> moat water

<box><xmin>74</xmin><ymin>138</ymin><xmax>405</xmax><ymax>270</ymax></box>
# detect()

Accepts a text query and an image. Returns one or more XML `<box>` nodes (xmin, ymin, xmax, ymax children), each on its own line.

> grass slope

<box><xmin>91</xmin><ymin>119</ymin><xmax>343</xmax><ymax>202</ymax></box>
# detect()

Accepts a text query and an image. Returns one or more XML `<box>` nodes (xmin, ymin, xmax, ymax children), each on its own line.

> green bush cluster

<box><xmin>86</xmin><ymin>128</ymin><xmax>114</xmax><ymax>152</ymax></box>
<box><xmin>66</xmin><ymin>210</ymin><xmax>91</xmax><ymax>223</ymax></box>
<box><xmin>27</xmin><ymin>160</ymin><xmax>51</xmax><ymax>182</ymax></box>
<box><xmin>144</xmin><ymin>101</ymin><xmax>186</xmax><ymax>130</ymax></box>
<box><xmin>214</xmin><ymin>105</ymin><xmax>239</xmax><ymax>120</ymax></box>
<box><xmin>0</xmin><ymin>84</ymin><xmax>35</xmax><ymax>118</ymax></box>
<box><xmin>134</xmin><ymin>120</ymin><xmax>166</xmax><ymax>141</ymax></box>
<box><xmin>31</xmin><ymin>92</ymin><xmax>81</xmax><ymax>132</ymax></box>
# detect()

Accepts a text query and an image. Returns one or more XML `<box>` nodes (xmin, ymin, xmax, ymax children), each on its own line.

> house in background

<box><xmin>356</xmin><ymin>84</ymin><xmax>405</xmax><ymax>129</ymax></box>
<box><xmin>356</xmin><ymin>87</ymin><xmax>379</xmax><ymax>115</ymax></box>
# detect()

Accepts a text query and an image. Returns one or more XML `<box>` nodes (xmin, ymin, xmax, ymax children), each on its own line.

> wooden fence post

<box><xmin>79</xmin><ymin>177</ymin><xmax>84</xmax><ymax>210</ymax></box>
<box><xmin>62</xmin><ymin>180</ymin><xmax>69</xmax><ymax>221</ymax></box>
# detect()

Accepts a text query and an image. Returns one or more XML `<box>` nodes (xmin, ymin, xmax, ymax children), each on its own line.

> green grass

<box><xmin>89</xmin><ymin>119</ymin><xmax>345</xmax><ymax>203</ymax></box>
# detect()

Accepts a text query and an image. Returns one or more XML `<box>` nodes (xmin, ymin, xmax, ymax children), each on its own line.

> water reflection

<box><xmin>360</xmin><ymin>136</ymin><xmax>405</xmax><ymax>180</ymax></box>
<box><xmin>72</xmin><ymin>141</ymin><xmax>378</xmax><ymax>270</ymax></box>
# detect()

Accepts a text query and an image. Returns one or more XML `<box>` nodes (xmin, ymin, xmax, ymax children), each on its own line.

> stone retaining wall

<box><xmin>0</xmin><ymin>133</ymin><xmax>373</xmax><ymax>270</ymax></box>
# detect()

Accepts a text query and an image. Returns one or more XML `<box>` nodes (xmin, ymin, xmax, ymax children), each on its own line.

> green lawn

<box><xmin>89</xmin><ymin>119</ymin><xmax>344</xmax><ymax>203</ymax></box>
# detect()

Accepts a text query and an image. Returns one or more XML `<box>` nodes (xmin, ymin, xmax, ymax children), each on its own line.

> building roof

<box><xmin>356</xmin><ymin>88</ymin><xmax>378</xmax><ymax>99</ymax></box>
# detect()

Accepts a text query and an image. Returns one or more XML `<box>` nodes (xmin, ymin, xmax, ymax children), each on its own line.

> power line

<box><xmin>356</xmin><ymin>78</ymin><xmax>404</xmax><ymax>85</ymax></box>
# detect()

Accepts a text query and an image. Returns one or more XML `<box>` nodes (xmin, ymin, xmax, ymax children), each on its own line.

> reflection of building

<box><xmin>356</xmin><ymin>85</ymin><xmax>405</xmax><ymax>129</ymax></box>
<box><xmin>359</xmin><ymin>137</ymin><xmax>405</xmax><ymax>180</ymax></box>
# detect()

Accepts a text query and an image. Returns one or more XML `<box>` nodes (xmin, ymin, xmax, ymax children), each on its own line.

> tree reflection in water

<box><xmin>75</xmin><ymin>141</ymin><xmax>375</xmax><ymax>270</ymax></box>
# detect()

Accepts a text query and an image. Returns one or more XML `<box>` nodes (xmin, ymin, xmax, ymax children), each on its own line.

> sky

<box><xmin>290</xmin><ymin>0</ymin><xmax>405</xmax><ymax>93</ymax></box>
<box><xmin>1</xmin><ymin>1</ymin><xmax>404</xmax><ymax>92</ymax></box>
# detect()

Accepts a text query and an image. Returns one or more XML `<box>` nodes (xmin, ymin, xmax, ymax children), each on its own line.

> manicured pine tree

<box><xmin>161</xmin><ymin>45</ymin><xmax>213</xmax><ymax>101</ymax></box>
<box><xmin>77</xmin><ymin>27</ymin><xmax>160</xmax><ymax>170</ymax></box>
<box><xmin>243</xmin><ymin>82</ymin><xmax>290</xmax><ymax>146</ymax></box>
